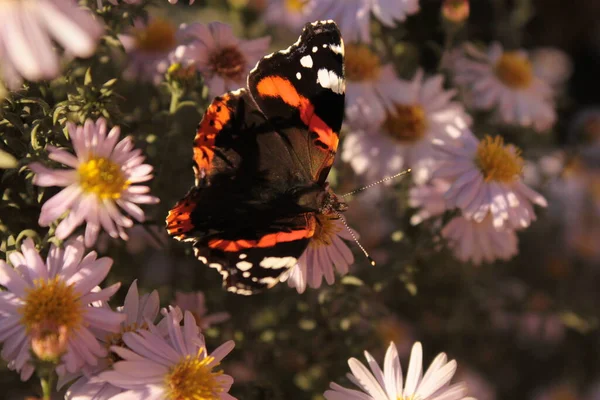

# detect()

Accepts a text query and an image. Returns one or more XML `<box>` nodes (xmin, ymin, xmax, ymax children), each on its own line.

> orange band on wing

<box><xmin>256</xmin><ymin>76</ymin><xmax>339</xmax><ymax>154</ymax></box>
<box><xmin>193</xmin><ymin>94</ymin><xmax>232</xmax><ymax>173</ymax></box>
<box><xmin>166</xmin><ymin>194</ymin><xmax>198</xmax><ymax>240</ymax></box>
<box><xmin>208</xmin><ymin>214</ymin><xmax>316</xmax><ymax>252</ymax></box>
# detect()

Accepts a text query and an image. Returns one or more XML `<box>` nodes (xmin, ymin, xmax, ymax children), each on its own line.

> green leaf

<box><xmin>0</xmin><ymin>148</ymin><xmax>17</xmax><ymax>168</ymax></box>
<box><xmin>341</xmin><ymin>276</ymin><xmax>364</xmax><ymax>286</ymax></box>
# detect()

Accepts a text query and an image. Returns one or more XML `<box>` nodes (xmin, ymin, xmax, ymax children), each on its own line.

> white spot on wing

<box><xmin>300</xmin><ymin>55</ymin><xmax>313</xmax><ymax>68</ymax></box>
<box><xmin>239</xmin><ymin>254</ymin><xmax>247</xmax><ymax>259</ymax></box>
<box><xmin>296</xmin><ymin>72</ymin><xmax>302</xmax><ymax>80</ymax></box>
<box><xmin>236</xmin><ymin>261</ymin><xmax>253</xmax><ymax>271</ymax></box>
<box><xmin>312</xmin><ymin>46</ymin><xmax>318</xmax><ymax>53</ymax></box>
<box><xmin>198</xmin><ymin>256</ymin><xmax>208</xmax><ymax>264</ymax></box>
<box><xmin>329</xmin><ymin>43</ymin><xmax>344</xmax><ymax>56</ymax></box>
<box><xmin>316</xmin><ymin>68</ymin><xmax>345</xmax><ymax>94</ymax></box>
<box><xmin>259</xmin><ymin>256</ymin><xmax>297</xmax><ymax>269</ymax></box>
<box><xmin>259</xmin><ymin>277</ymin><xmax>281</xmax><ymax>287</ymax></box>
<box><xmin>242</xmin><ymin>271</ymin><xmax>251</xmax><ymax>278</ymax></box>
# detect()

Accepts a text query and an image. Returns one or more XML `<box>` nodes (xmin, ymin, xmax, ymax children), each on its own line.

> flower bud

<box><xmin>31</xmin><ymin>321</ymin><xmax>68</xmax><ymax>363</ymax></box>
<box><xmin>442</xmin><ymin>0</ymin><xmax>470</xmax><ymax>24</ymax></box>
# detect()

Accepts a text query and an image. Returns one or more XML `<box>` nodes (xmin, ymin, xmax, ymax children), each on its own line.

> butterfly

<box><xmin>166</xmin><ymin>20</ymin><xmax>346</xmax><ymax>295</ymax></box>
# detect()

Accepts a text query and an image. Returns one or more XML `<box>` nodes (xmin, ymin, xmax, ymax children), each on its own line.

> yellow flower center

<box><xmin>494</xmin><ymin>52</ymin><xmax>533</xmax><ymax>89</ymax></box>
<box><xmin>285</xmin><ymin>0</ymin><xmax>308</xmax><ymax>12</ymax></box>
<box><xmin>383</xmin><ymin>104</ymin><xmax>427</xmax><ymax>143</ymax></box>
<box><xmin>345</xmin><ymin>45</ymin><xmax>381</xmax><ymax>81</ymax></box>
<box><xmin>19</xmin><ymin>277</ymin><xmax>82</xmax><ymax>334</ymax></box>
<box><xmin>209</xmin><ymin>46</ymin><xmax>247</xmax><ymax>81</ymax></box>
<box><xmin>165</xmin><ymin>350</ymin><xmax>224</xmax><ymax>400</ymax></box>
<box><xmin>133</xmin><ymin>19</ymin><xmax>177</xmax><ymax>53</ymax></box>
<box><xmin>475</xmin><ymin>135</ymin><xmax>524</xmax><ymax>182</ymax></box>
<box><xmin>78</xmin><ymin>156</ymin><xmax>130</xmax><ymax>199</ymax></box>
<box><xmin>310</xmin><ymin>214</ymin><xmax>341</xmax><ymax>247</ymax></box>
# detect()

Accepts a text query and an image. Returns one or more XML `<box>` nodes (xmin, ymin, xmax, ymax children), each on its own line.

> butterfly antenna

<box><xmin>341</xmin><ymin>169</ymin><xmax>412</xmax><ymax>199</ymax></box>
<box><xmin>336</xmin><ymin>212</ymin><xmax>376</xmax><ymax>266</ymax></box>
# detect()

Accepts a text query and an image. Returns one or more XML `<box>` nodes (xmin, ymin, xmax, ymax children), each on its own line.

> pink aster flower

<box><xmin>176</xmin><ymin>22</ymin><xmax>271</xmax><ymax>96</ymax></box>
<box><xmin>174</xmin><ymin>291</ymin><xmax>230</xmax><ymax>330</ymax></box>
<box><xmin>408</xmin><ymin>179</ymin><xmax>451</xmax><ymax>225</ymax></box>
<box><xmin>433</xmin><ymin>127</ymin><xmax>547</xmax><ymax>229</ymax></box>
<box><xmin>282</xmin><ymin>218</ymin><xmax>355</xmax><ymax>294</ymax></box>
<box><xmin>97</xmin><ymin>310</ymin><xmax>236</xmax><ymax>400</ymax></box>
<box><xmin>442</xmin><ymin>214</ymin><xmax>519</xmax><ymax>265</ymax></box>
<box><xmin>119</xmin><ymin>18</ymin><xmax>182</xmax><ymax>84</ymax></box>
<box><xmin>62</xmin><ymin>280</ymin><xmax>161</xmax><ymax>400</ymax></box>
<box><xmin>0</xmin><ymin>0</ymin><xmax>103</xmax><ymax>89</ymax></box>
<box><xmin>324</xmin><ymin>341</ymin><xmax>475</xmax><ymax>400</ymax></box>
<box><xmin>309</xmin><ymin>0</ymin><xmax>420</xmax><ymax>43</ymax></box>
<box><xmin>0</xmin><ymin>237</ymin><xmax>125</xmax><ymax>381</ymax></box>
<box><xmin>264</xmin><ymin>0</ymin><xmax>313</xmax><ymax>31</ymax></box>
<box><xmin>29</xmin><ymin>118</ymin><xmax>159</xmax><ymax>247</ymax></box>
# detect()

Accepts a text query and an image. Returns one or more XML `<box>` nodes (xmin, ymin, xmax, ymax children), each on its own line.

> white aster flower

<box><xmin>343</xmin><ymin>44</ymin><xmax>407</xmax><ymax>128</ymax></box>
<box><xmin>177</xmin><ymin>22</ymin><xmax>271</xmax><ymax>96</ymax></box>
<box><xmin>442</xmin><ymin>214</ymin><xmax>519</xmax><ymax>265</ymax></box>
<box><xmin>0</xmin><ymin>237</ymin><xmax>125</xmax><ymax>381</ymax></box>
<box><xmin>174</xmin><ymin>291</ymin><xmax>230</xmax><ymax>329</ymax></box>
<box><xmin>433</xmin><ymin>128</ymin><xmax>547</xmax><ymax>229</ymax></box>
<box><xmin>452</xmin><ymin>42</ymin><xmax>556</xmax><ymax>132</ymax></box>
<box><xmin>264</xmin><ymin>0</ymin><xmax>312</xmax><ymax>31</ymax></box>
<box><xmin>0</xmin><ymin>0</ymin><xmax>103</xmax><ymax>89</ymax></box>
<box><xmin>119</xmin><ymin>18</ymin><xmax>182</xmax><ymax>84</ymax></box>
<box><xmin>530</xmin><ymin>47</ymin><xmax>573</xmax><ymax>89</ymax></box>
<box><xmin>324</xmin><ymin>341</ymin><xmax>475</xmax><ymax>400</ymax></box>
<box><xmin>309</xmin><ymin>0</ymin><xmax>419</xmax><ymax>43</ymax></box>
<box><xmin>343</xmin><ymin>70</ymin><xmax>471</xmax><ymax>184</ymax></box>
<box><xmin>63</xmin><ymin>280</ymin><xmax>160</xmax><ymax>400</ymax></box>
<box><xmin>408</xmin><ymin>179</ymin><xmax>451</xmax><ymax>225</ymax></box>
<box><xmin>283</xmin><ymin>217</ymin><xmax>355</xmax><ymax>294</ymax></box>
<box><xmin>29</xmin><ymin>118</ymin><xmax>159</xmax><ymax>248</ymax></box>
<box><xmin>97</xmin><ymin>310</ymin><xmax>236</xmax><ymax>400</ymax></box>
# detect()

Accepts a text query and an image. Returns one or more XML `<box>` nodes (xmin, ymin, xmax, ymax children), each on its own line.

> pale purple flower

<box><xmin>451</xmin><ymin>42</ymin><xmax>556</xmax><ymax>132</ymax></box>
<box><xmin>174</xmin><ymin>291</ymin><xmax>230</xmax><ymax>329</ymax></box>
<box><xmin>264</xmin><ymin>0</ymin><xmax>312</xmax><ymax>31</ymax></box>
<box><xmin>97</xmin><ymin>310</ymin><xmax>236</xmax><ymax>400</ymax></box>
<box><xmin>530</xmin><ymin>47</ymin><xmax>573</xmax><ymax>89</ymax></box>
<box><xmin>283</xmin><ymin>219</ymin><xmax>355</xmax><ymax>294</ymax></box>
<box><xmin>176</xmin><ymin>22</ymin><xmax>271</xmax><ymax>96</ymax></box>
<box><xmin>0</xmin><ymin>0</ymin><xmax>103</xmax><ymax>89</ymax></box>
<box><xmin>309</xmin><ymin>0</ymin><xmax>420</xmax><ymax>43</ymax></box>
<box><xmin>409</xmin><ymin>179</ymin><xmax>451</xmax><ymax>225</ymax></box>
<box><xmin>324</xmin><ymin>341</ymin><xmax>475</xmax><ymax>400</ymax></box>
<box><xmin>29</xmin><ymin>118</ymin><xmax>159</xmax><ymax>247</ymax></box>
<box><xmin>119</xmin><ymin>18</ymin><xmax>182</xmax><ymax>84</ymax></box>
<box><xmin>433</xmin><ymin>127</ymin><xmax>547</xmax><ymax>229</ymax></box>
<box><xmin>62</xmin><ymin>280</ymin><xmax>160</xmax><ymax>399</ymax></box>
<box><xmin>0</xmin><ymin>237</ymin><xmax>125</xmax><ymax>381</ymax></box>
<box><xmin>342</xmin><ymin>70</ymin><xmax>471</xmax><ymax>184</ymax></box>
<box><xmin>442</xmin><ymin>214</ymin><xmax>519</xmax><ymax>265</ymax></box>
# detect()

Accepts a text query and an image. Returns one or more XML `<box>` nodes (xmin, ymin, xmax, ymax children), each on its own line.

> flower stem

<box><xmin>40</xmin><ymin>373</ymin><xmax>55</xmax><ymax>400</ymax></box>
<box><xmin>169</xmin><ymin>90</ymin><xmax>182</xmax><ymax>114</ymax></box>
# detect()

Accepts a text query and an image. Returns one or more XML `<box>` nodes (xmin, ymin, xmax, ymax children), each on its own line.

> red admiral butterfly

<box><xmin>166</xmin><ymin>20</ymin><xmax>346</xmax><ymax>295</ymax></box>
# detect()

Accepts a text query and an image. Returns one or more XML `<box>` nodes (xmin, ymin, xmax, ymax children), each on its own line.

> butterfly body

<box><xmin>167</xmin><ymin>20</ymin><xmax>346</xmax><ymax>295</ymax></box>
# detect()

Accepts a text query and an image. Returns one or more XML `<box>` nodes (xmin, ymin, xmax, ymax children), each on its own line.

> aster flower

<box><xmin>451</xmin><ymin>42</ymin><xmax>556</xmax><ymax>132</ymax></box>
<box><xmin>264</xmin><ymin>0</ymin><xmax>312</xmax><ymax>31</ymax></box>
<box><xmin>324</xmin><ymin>341</ymin><xmax>475</xmax><ymax>400</ymax></box>
<box><xmin>408</xmin><ymin>179</ymin><xmax>451</xmax><ymax>225</ymax></box>
<box><xmin>62</xmin><ymin>280</ymin><xmax>160</xmax><ymax>399</ymax></box>
<box><xmin>530</xmin><ymin>47</ymin><xmax>573</xmax><ymax>89</ymax></box>
<box><xmin>177</xmin><ymin>22</ymin><xmax>271</xmax><ymax>96</ymax></box>
<box><xmin>0</xmin><ymin>0</ymin><xmax>103</xmax><ymax>89</ymax></box>
<box><xmin>29</xmin><ymin>118</ymin><xmax>159</xmax><ymax>247</ymax></box>
<box><xmin>309</xmin><ymin>0</ymin><xmax>419</xmax><ymax>43</ymax></box>
<box><xmin>97</xmin><ymin>310</ymin><xmax>236</xmax><ymax>400</ymax></box>
<box><xmin>119</xmin><ymin>18</ymin><xmax>182</xmax><ymax>84</ymax></box>
<box><xmin>343</xmin><ymin>44</ymin><xmax>407</xmax><ymax>128</ymax></box>
<box><xmin>342</xmin><ymin>70</ymin><xmax>471</xmax><ymax>184</ymax></box>
<box><xmin>433</xmin><ymin>128</ymin><xmax>547</xmax><ymax>229</ymax></box>
<box><xmin>174</xmin><ymin>291</ymin><xmax>230</xmax><ymax>329</ymax></box>
<box><xmin>282</xmin><ymin>217</ymin><xmax>355</xmax><ymax>294</ymax></box>
<box><xmin>442</xmin><ymin>214</ymin><xmax>519</xmax><ymax>265</ymax></box>
<box><xmin>0</xmin><ymin>237</ymin><xmax>125</xmax><ymax>381</ymax></box>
